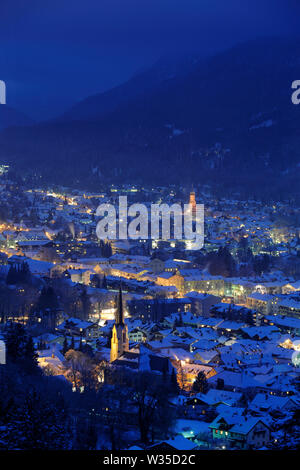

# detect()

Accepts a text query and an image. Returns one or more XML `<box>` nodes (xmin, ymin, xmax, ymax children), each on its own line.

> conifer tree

<box><xmin>192</xmin><ymin>371</ymin><xmax>208</xmax><ymax>394</ymax></box>
<box><xmin>62</xmin><ymin>336</ymin><xmax>69</xmax><ymax>355</ymax></box>
<box><xmin>102</xmin><ymin>274</ymin><xmax>107</xmax><ymax>290</ymax></box>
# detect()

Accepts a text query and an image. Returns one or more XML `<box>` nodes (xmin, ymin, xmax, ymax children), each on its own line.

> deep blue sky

<box><xmin>0</xmin><ymin>0</ymin><xmax>299</xmax><ymax>120</ymax></box>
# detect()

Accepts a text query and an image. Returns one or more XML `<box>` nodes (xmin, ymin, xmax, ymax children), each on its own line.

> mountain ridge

<box><xmin>0</xmin><ymin>105</ymin><xmax>34</xmax><ymax>130</ymax></box>
<box><xmin>0</xmin><ymin>37</ymin><xmax>300</xmax><ymax>200</ymax></box>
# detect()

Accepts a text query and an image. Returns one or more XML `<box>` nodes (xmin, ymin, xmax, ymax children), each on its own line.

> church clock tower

<box><xmin>110</xmin><ymin>286</ymin><xmax>129</xmax><ymax>362</ymax></box>
<box><xmin>189</xmin><ymin>189</ymin><xmax>197</xmax><ymax>216</ymax></box>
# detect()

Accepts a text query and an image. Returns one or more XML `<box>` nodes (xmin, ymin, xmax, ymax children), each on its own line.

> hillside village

<box><xmin>0</xmin><ymin>172</ymin><xmax>299</xmax><ymax>450</ymax></box>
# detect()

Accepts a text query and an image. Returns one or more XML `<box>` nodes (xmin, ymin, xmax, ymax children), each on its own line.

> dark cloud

<box><xmin>0</xmin><ymin>0</ymin><xmax>298</xmax><ymax>119</ymax></box>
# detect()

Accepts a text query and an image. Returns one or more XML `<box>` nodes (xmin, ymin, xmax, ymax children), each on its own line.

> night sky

<box><xmin>0</xmin><ymin>0</ymin><xmax>299</xmax><ymax>119</ymax></box>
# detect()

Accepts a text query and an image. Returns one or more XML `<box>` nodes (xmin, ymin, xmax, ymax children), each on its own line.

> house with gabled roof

<box><xmin>209</xmin><ymin>413</ymin><xmax>271</xmax><ymax>449</ymax></box>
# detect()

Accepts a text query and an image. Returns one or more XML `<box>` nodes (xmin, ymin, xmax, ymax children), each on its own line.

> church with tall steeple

<box><xmin>109</xmin><ymin>285</ymin><xmax>174</xmax><ymax>379</ymax></box>
<box><xmin>108</xmin><ymin>286</ymin><xmax>175</xmax><ymax>381</ymax></box>
<box><xmin>110</xmin><ymin>285</ymin><xmax>129</xmax><ymax>362</ymax></box>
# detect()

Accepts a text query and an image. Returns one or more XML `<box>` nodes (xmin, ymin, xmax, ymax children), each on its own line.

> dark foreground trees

<box><xmin>5</xmin><ymin>322</ymin><xmax>38</xmax><ymax>374</ymax></box>
<box><xmin>0</xmin><ymin>359</ymin><xmax>72</xmax><ymax>449</ymax></box>
<box><xmin>192</xmin><ymin>371</ymin><xmax>208</xmax><ymax>394</ymax></box>
<box><xmin>133</xmin><ymin>371</ymin><xmax>175</xmax><ymax>444</ymax></box>
<box><xmin>0</xmin><ymin>322</ymin><xmax>72</xmax><ymax>449</ymax></box>
<box><xmin>0</xmin><ymin>385</ymin><xmax>71</xmax><ymax>450</ymax></box>
<box><xmin>0</xmin><ymin>323</ymin><xmax>176</xmax><ymax>450</ymax></box>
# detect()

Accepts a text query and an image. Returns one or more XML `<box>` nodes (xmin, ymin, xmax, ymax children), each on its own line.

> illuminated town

<box><xmin>0</xmin><ymin>170</ymin><xmax>299</xmax><ymax>450</ymax></box>
<box><xmin>0</xmin><ymin>0</ymin><xmax>299</xmax><ymax>456</ymax></box>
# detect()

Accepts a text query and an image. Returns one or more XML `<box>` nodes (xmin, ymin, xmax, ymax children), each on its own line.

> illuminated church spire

<box><xmin>115</xmin><ymin>284</ymin><xmax>124</xmax><ymax>326</ymax></box>
<box><xmin>110</xmin><ymin>284</ymin><xmax>129</xmax><ymax>362</ymax></box>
